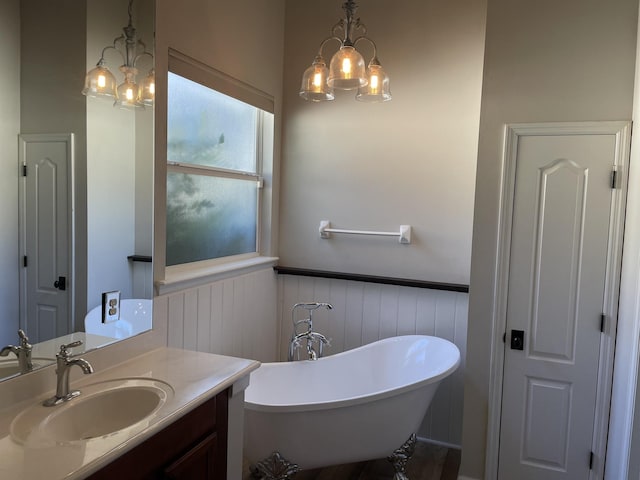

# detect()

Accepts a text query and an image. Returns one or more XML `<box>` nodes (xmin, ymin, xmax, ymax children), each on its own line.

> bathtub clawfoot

<box><xmin>250</xmin><ymin>451</ymin><xmax>299</xmax><ymax>480</ymax></box>
<box><xmin>387</xmin><ymin>433</ymin><xmax>417</xmax><ymax>480</ymax></box>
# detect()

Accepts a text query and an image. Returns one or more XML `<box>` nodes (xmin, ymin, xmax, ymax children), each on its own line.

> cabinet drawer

<box><xmin>164</xmin><ymin>432</ymin><xmax>218</xmax><ymax>479</ymax></box>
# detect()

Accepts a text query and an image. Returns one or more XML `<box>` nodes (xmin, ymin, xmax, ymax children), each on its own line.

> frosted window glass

<box><xmin>168</xmin><ymin>72</ymin><xmax>257</xmax><ymax>173</ymax></box>
<box><xmin>166</xmin><ymin>173</ymin><xmax>257</xmax><ymax>266</ymax></box>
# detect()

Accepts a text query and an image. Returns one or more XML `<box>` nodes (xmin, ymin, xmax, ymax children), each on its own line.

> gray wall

<box><xmin>86</xmin><ymin>0</ymin><xmax>135</xmax><ymax>308</ymax></box>
<box><xmin>279</xmin><ymin>0</ymin><xmax>486</xmax><ymax>285</ymax></box>
<box><xmin>134</xmin><ymin>0</ymin><xmax>155</xmax><ymax>262</ymax></box>
<box><xmin>86</xmin><ymin>0</ymin><xmax>154</xmax><ymax>310</ymax></box>
<box><xmin>20</xmin><ymin>0</ymin><xmax>86</xmax><ymax>136</ymax></box>
<box><xmin>0</xmin><ymin>0</ymin><xmax>21</xmax><ymax>346</ymax></box>
<box><xmin>462</xmin><ymin>0</ymin><xmax>638</xmax><ymax>477</ymax></box>
<box><xmin>21</xmin><ymin>0</ymin><xmax>88</xmax><ymax>332</ymax></box>
<box><xmin>0</xmin><ymin>0</ymin><xmax>88</xmax><ymax>345</ymax></box>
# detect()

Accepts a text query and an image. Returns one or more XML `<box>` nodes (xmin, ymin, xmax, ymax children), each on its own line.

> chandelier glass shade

<box><xmin>299</xmin><ymin>0</ymin><xmax>391</xmax><ymax>102</ymax></box>
<box><xmin>356</xmin><ymin>58</ymin><xmax>391</xmax><ymax>102</ymax></box>
<box><xmin>299</xmin><ymin>55</ymin><xmax>334</xmax><ymax>101</ymax></box>
<box><xmin>327</xmin><ymin>46</ymin><xmax>366</xmax><ymax>90</ymax></box>
<box><xmin>82</xmin><ymin>63</ymin><xmax>117</xmax><ymax>99</ymax></box>
<box><xmin>82</xmin><ymin>0</ymin><xmax>154</xmax><ymax>108</ymax></box>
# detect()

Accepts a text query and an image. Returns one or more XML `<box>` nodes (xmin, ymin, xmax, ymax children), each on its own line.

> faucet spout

<box><xmin>69</xmin><ymin>358</ymin><xmax>94</xmax><ymax>375</ymax></box>
<box><xmin>0</xmin><ymin>345</ymin><xmax>19</xmax><ymax>357</ymax></box>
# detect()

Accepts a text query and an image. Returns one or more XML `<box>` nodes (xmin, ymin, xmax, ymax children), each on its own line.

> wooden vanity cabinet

<box><xmin>87</xmin><ymin>388</ymin><xmax>229</xmax><ymax>480</ymax></box>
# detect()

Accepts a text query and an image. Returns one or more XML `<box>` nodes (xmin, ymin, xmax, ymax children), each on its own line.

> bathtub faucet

<box><xmin>289</xmin><ymin>302</ymin><xmax>332</xmax><ymax>361</ymax></box>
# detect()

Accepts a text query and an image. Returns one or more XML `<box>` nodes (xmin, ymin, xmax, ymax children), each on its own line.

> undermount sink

<box><xmin>11</xmin><ymin>377</ymin><xmax>174</xmax><ymax>444</ymax></box>
<box><xmin>0</xmin><ymin>357</ymin><xmax>54</xmax><ymax>377</ymax></box>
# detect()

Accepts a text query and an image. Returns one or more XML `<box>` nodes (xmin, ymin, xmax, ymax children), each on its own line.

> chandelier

<box><xmin>82</xmin><ymin>0</ymin><xmax>154</xmax><ymax>108</ymax></box>
<box><xmin>299</xmin><ymin>0</ymin><xmax>391</xmax><ymax>103</ymax></box>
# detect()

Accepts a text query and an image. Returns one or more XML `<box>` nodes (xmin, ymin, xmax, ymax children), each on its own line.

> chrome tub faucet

<box><xmin>43</xmin><ymin>341</ymin><xmax>94</xmax><ymax>407</ymax></box>
<box><xmin>288</xmin><ymin>302</ymin><xmax>333</xmax><ymax>361</ymax></box>
<box><xmin>0</xmin><ymin>329</ymin><xmax>33</xmax><ymax>373</ymax></box>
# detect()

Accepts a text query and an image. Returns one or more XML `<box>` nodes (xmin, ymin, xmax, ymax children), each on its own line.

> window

<box><xmin>166</xmin><ymin>54</ymin><xmax>274</xmax><ymax>269</ymax></box>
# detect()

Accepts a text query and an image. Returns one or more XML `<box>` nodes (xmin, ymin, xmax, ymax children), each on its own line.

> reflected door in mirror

<box><xmin>20</xmin><ymin>134</ymin><xmax>74</xmax><ymax>343</ymax></box>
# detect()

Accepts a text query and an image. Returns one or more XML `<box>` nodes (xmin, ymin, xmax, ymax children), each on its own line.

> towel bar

<box><xmin>319</xmin><ymin>220</ymin><xmax>411</xmax><ymax>244</ymax></box>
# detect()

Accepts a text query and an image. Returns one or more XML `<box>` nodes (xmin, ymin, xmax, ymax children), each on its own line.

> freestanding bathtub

<box><xmin>244</xmin><ymin>335</ymin><xmax>460</xmax><ymax>473</ymax></box>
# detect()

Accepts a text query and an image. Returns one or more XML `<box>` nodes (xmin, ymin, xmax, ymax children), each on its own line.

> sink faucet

<box><xmin>288</xmin><ymin>302</ymin><xmax>332</xmax><ymax>361</ymax></box>
<box><xmin>0</xmin><ymin>329</ymin><xmax>33</xmax><ymax>374</ymax></box>
<box><xmin>43</xmin><ymin>341</ymin><xmax>94</xmax><ymax>407</ymax></box>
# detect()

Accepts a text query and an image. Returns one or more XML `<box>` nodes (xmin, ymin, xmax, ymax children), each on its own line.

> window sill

<box><xmin>155</xmin><ymin>256</ymin><xmax>279</xmax><ymax>296</ymax></box>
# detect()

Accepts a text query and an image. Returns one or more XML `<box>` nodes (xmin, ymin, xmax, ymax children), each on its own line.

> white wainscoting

<box><xmin>155</xmin><ymin>266</ymin><xmax>467</xmax><ymax>447</ymax></box>
<box><xmin>156</xmin><ymin>266</ymin><xmax>279</xmax><ymax>362</ymax></box>
<box><xmin>277</xmin><ymin>274</ymin><xmax>468</xmax><ymax>447</ymax></box>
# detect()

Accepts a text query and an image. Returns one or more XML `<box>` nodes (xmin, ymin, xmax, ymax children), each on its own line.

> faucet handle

<box><xmin>17</xmin><ymin>329</ymin><xmax>31</xmax><ymax>350</ymax></box>
<box><xmin>292</xmin><ymin>302</ymin><xmax>333</xmax><ymax>312</ymax></box>
<box><xmin>58</xmin><ymin>341</ymin><xmax>83</xmax><ymax>358</ymax></box>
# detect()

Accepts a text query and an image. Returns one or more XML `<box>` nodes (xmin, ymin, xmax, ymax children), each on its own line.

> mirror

<box><xmin>0</xmin><ymin>0</ymin><xmax>154</xmax><ymax>381</ymax></box>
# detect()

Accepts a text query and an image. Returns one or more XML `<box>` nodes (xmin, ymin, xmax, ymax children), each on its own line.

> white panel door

<box><xmin>19</xmin><ymin>134</ymin><xmax>74</xmax><ymax>343</ymax></box>
<box><xmin>498</xmin><ymin>131</ymin><xmax>621</xmax><ymax>479</ymax></box>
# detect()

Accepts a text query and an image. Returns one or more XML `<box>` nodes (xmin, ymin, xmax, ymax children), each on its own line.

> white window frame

<box><xmin>157</xmin><ymin>50</ymin><xmax>277</xmax><ymax>295</ymax></box>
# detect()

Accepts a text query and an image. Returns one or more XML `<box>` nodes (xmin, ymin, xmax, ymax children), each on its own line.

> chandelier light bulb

<box><xmin>313</xmin><ymin>72</ymin><xmax>323</xmax><ymax>88</ymax></box>
<box><xmin>342</xmin><ymin>58</ymin><xmax>352</xmax><ymax>75</ymax></box>
<box><xmin>369</xmin><ymin>74</ymin><xmax>379</xmax><ymax>92</ymax></box>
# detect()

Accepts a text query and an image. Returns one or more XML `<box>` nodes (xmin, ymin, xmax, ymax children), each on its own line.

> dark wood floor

<box><xmin>245</xmin><ymin>442</ymin><xmax>461</xmax><ymax>480</ymax></box>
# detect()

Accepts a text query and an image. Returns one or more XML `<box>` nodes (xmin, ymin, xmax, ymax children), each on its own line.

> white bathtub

<box><xmin>244</xmin><ymin>335</ymin><xmax>460</xmax><ymax>471</ymax></box>
<box><xmin>84</xmin><ymin>299</ymin><xmax>152</xmax><ymax>339</ymax></box>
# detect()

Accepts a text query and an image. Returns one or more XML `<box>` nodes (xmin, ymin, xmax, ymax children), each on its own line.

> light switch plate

<box><xmin>102</xmin><ymin>290</ymin><xmax>121</xmax><ymax>323</ymax></box>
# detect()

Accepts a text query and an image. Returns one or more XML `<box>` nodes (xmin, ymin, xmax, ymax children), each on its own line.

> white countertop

<box><xmin>0</xmin><ymin>347</ymin><xmax>259</xmax><ymax>479</ymax></box>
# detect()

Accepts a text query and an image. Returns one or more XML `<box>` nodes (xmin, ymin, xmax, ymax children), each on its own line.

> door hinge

<box><xmin>600</xmin><ymin>314</ymin><xmax>606</xmax><ymax>333</ymax></box>
<box><xmin>502</xmin><ymin>332</ymin><xmax>506</xmax><ymax>343</ymax></box>
<box><xmin>611</xmin><ymin>167</ymin><xmax>619</xmax><ymax>189</ymax></box>
<box><xmin>589</xmin><ymin>451</ymin><xmax>594</xmax><ymax>470</ymax></box>
<box><xmin>22</xmin><ymin>164</ymin><xmax>27</xmax><ymax>177</ymax></box>
<box><xmin>23</xmin><ymin>255</ymin><xmax>27</xmax><ymax>267</ymax></box>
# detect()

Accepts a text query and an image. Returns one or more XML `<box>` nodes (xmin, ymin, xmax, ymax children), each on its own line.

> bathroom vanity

<box><xmin>0</xmin><ymin>347</ymin><xmax>259</xmax><ymax>479</ymax></box>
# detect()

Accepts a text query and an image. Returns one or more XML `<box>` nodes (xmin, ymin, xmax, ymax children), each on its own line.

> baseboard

<box><xmin>457</xmin><ymin>476</ymin><xmax>481</xmax><ymax>480</ymax></box>
<box><xmin>416</xmin><ymin>435</ymin><xmax>462</xmax><ymax>450</ymax></box>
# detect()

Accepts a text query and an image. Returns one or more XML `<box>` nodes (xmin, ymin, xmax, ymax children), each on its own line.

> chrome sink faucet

<box><xmin>0</xmin><ymin>329</ymin><xmax>33</xmax><ymax>373</ymax></box>
<box><xmin>43</xmin><ymin>341</ymin><xmax>94</xmax><ymax>407</ymax></box>
<box><xmin>288</xmin><ymin>302</ymin><xmax>332</xmax><ymax>361</ymax></box>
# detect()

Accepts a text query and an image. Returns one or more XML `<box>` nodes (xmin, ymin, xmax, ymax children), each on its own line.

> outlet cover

<box><xmin>102</xmin><ymin>290</ymin><xmax>121</xmax><ymax>323</ymax></box>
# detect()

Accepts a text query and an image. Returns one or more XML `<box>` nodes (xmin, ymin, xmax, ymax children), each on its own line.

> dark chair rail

<box><xmin>127</xmin><ymin>255</ymin><xmax>153</xmax><ymax>263</ymax></box>
<box><xmin>274</xmin><ymin>266</ymin><xmax>469</xmax><ymax>293</ymax></box>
